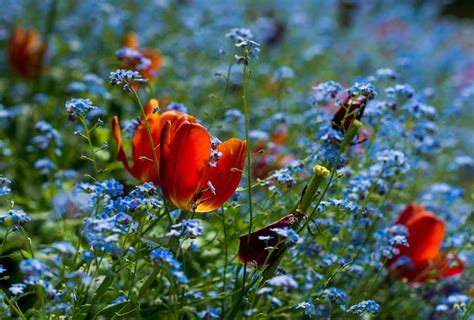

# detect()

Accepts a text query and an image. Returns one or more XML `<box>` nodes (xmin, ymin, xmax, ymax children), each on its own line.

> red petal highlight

<box><xmin>112</xmin><ymin>109</ymin><xmax>193</xmax><ymax>185</ymax></box>
<box><xmin>399</xmin><ymin>212</ymin><xmax>445</xmax><ymax>264</ymax></box>
<box><xmin>112</xmin><ymin>116</ymin><xmax>132</xmax><ymax>173</ymax></box>
<box><xmin>395</xmin><ymin>203</ymin><xmax>425</xmax><ymax>226</ymax></box>
<box><xmin>195</xmin><ymin>139</ymin><xmax>247</xmax><ymax>212</ymax></box>
<box><xmin>160</xmin><ymin>121</ymin><xmax>211</xmax><ymax>210</ymax></box>
<box><xmin>9</xmin><ymin>27</ymin><xmax>45</xmax><ymax>78</ymax></box>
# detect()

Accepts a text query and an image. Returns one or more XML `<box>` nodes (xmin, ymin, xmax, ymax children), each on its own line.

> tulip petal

<box><xmin>195</xmin><ymin>139</ymin><xmax>247</xmax><ymax>212</ymax></box>
<box><xmin>238</xmin><ymin>214</ymin><xmax>297</xmax><ymax>267</ymax></box>
<box><xmin>112</xmin><ymin>116</ymin><xmax>132</xmax><ymax>172</ymax></box>
<box><xmin>112</xmin><ymin>109</ymin><xmax>195</xmax><ymax>185</ymax></box>
<box><xmin>160</xmin><ymin>120</ymin><xmax>211</xmax><ymax>210</ymax></box>
<box><xmin>395</xmin><ymin>203</ymin><xmax>425</xmax><ymax>226</ymax></box>
<box><xmin>143</xmin><ymin>99</ymin><xmax>159</xmax><ymax>118</ymax></box>
<box><xmin>438</xmin><ymin>254</ymin><xmax>465</xmax><ymax>278</ymax></box>
<box><xmin>125</xmin><ymin>31</ymin><xmax>139</xmax><ymax>49</ymax></box>
<box><xmin>141</xmin><ymin>48</ymin><xmax>164</xmax><ymax>80</ymax></box>
<box><xmin>398</xmin><ymin>212</ymin><xmax>445</xmax><ymax>264</ymax></box>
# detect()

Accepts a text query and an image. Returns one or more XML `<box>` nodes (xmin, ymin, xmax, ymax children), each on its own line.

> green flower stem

<box><xmin>241</xmin><ymin>63</ymin><xmax>254</xmax><ymax>291</ymax></box>
<box><xmin>208</xmin><ymin>61</ymin><xmax>233</xmax><ymax>131</ymax></box>
<box><xmin>131</xmin><ymin>88</ymin><xmax>160</xmax><ymax>177</ymax></box>
<box><xmin>297</xmin><ymin>165</ymin><xmax>330</xmax><ymax>214</ymax></box>
<box><xmin>1</xmin><ymin>289</ymin><xmax>27</xmax><ymax>320</ymax></box>
<box><xmin>131</xmin><ymin>88</ymin><xmax>174</xmax><ymax>225</ymax></box>
<box><xmin>20</xmin><ymin>226</ymin><xmax>35</xmax><ymax>258</ymax></box>
<box><xmin>78</xmin><ymin>115</ymin><xmax>99</xmax><ymax>179</ymax></box>
<box><xmin>221</xmin><ymin>208</ymin><xmax>229</xmax><ymax>314</ymax></box>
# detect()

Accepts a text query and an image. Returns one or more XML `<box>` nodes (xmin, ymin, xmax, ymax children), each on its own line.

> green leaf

<box><xmin>93</xmin><ymin>301</ymin><xmax>127</xmax><ymax>319</ymax></box>
<box><xmin>20</xmin><ymin>249</ymin><xmax>32</xmax><ymax>259</ymax></box>
<box><xmin>90</xmin><ymin>274</ymin><xmax>115</xmax><ymax>305</ymax></box>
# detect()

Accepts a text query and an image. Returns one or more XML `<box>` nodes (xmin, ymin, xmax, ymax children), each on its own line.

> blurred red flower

<box><xmin>386</xmin><ymin>203</ymin><xmax>465</xmax><ymax>283</ymax></box>
<box><xmin>8</xmin><ymin>27</ymin><xmax>46</xmax><ymax>79</ymax></box>
<box><xmin>121</xmin><ymin>31</ymin><xmax>163</xmax><ymax>82</ymax></box>
<box><xmin>252</xmin><ymin>123</ymin><xmax>293</xmax><ymax>180</ymax></box>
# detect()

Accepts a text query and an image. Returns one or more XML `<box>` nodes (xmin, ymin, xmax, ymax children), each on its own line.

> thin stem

<box><xmin>131</xmin><ymin>89</ymin><xmax>173</xmax><ymax>224</ymax></box>
<box><xmin>241</xmin><ymin>63</ymin><xmax>254</xmax><ymax>290</ymax></box>
<box><xmin>221</xmin><ymin>208</ymin><xmax>228</xmax><ymax>314</ymax></box>
<box><xmin>0</xmin><ymin>226</ymin><xmax>11</xmax><ymax>256</ymax></box>
<box><xmin>131</xmin><ymin>89</ymin><xmax>160</xmax><ymax>175</ymax></box>
<box><xmin>208</xmin><ymin>62</ymin><xmax>233</xmax><ymax>131</ymax></box>
<box><xmin>79</xmin><ymin>115</ymin><xmax>99</xmax><ymax>178</ymax></box>
<box><xmin>0</xmin><ymin>289</ymin><xmax>27</xmax><ymax>320</ymax></box>
<box><xmin>20</xmin><ymin>226</ymin><xmax>35</xmax><ymax>258</ymax></box>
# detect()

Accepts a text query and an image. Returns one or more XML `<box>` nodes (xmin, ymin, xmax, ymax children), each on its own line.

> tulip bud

<box><xmin>341</xmin><ymin>119</ymin><xmax>363</xmax><ymax>149</ymax></box>
<box><xmin>297</xmin><ymin>165</ymin><xmax>330</xmax><ymax>214</ymax></box>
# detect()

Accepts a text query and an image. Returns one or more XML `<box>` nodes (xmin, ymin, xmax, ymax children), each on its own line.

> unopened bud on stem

<box><xmin>341</xmin><ymin>120</ymin><xmax>363</xmax><ymax>148</ymax></box>
<box><xmin>297</xmin><ymin>165</ymin><xmax>330</xmax><ymax>214</ymax></box>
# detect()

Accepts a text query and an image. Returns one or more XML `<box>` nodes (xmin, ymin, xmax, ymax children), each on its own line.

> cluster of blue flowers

<box><xmin>109</xmin><ymin>69</ymin><xmax>147</xmax><ymax>92</ymax></box>
<box><xmin>150</xmin><ymin>248</ymin><xmax>189</xmax><ymax>284</ymax></box>
<box><xmin>65</xmin><ymin>98</ymin><xmax>96</xmax><ymax>121</ymax></box>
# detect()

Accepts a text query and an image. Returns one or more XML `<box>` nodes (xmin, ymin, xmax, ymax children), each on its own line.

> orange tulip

<box><xmin>238</xmin><ymin>214</ymin><xmax>297</xmax><ymax>266</ymax></box>
<box><xmin>113</xmin><ymin>100</ymin><xmax>246</xmax><ymax>212</ymax></box>
<box><xmin>120</xmin><ymin>32</ymin><xmax>163</xmax><ymax>82</ymax></box>
<box><xmin>160</xmin><ymin>118</ymin><xmax>246</xmax><ymax>212</ymax></box>
<box><xmin>8</xmin><ymin>27</ymin><xmax>46</xmax><ymax>79</ymax></box>
<box><xmin>112</xmin><ymin>99</ymin><xmax>197</xmax><ymax>184</ymax></box>
<box><xmin>386</xmin><ymin>204</ymin><xmax>465</xmax><ymax>283</ymax></box>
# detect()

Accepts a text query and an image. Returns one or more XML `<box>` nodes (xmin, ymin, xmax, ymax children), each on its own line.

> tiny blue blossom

<box><xmin>347</xmin><ymin>300</ymin><xmax>380</xmax><ymax>315</ymax></box>
<box><xmin>9</xmin><ymin>283</ymin><xmax>26</xmax><ymax>295</ymax></box>
<box><xmin>267</xmin><ymin>275</ymin><xmax>298</xmax><ymax>290</ymax></box>
<box><xmin>150</xmin><ymin>248</ymin><xmax>189</xmax><ymax>284</ymax></box>
<box><xmin>348</xmin><ymin>82</ymin><xmax>377</xmax><ymax>99</ymax></box>
<box><xmin>272</xmin><ymin>66</ymin><xmax>294</xmax><ymax>82</ymax></box>
<box><xmin>65</xmin><ymin>98</ymin><xmax>96</xmax><ymax>121</ymax></box>
<box><xmin>167</xmin><ymin>101</ymin><xmax>188</xmax><ymax>113</ymax></box>
<box><xmin>295</xmin><ymin>301</ymin><xmax>317</xmax><ymax>316</ymax></box>
<box><xmin>0</xmin><ymin>176</ymin><xmax>11</xmax><ymax>196</ymax></box>
<box><xmin>0</xmin><ymin>209</ymin><xmax>31</xmax><ymax>230</ymax></box>
<box><xmin>270</xmin><ymin>227</ymin><xmax>299</xmax><ymax>245</ymax></box>
<box><xmin>109</xmin><ymin>69</ymin><xmax>147</xmax><ymax>92</ymax></box>
<box><xmin>197</xmin><ymin>308</ymin><xmax>220</xmax><ymax>319</ymax></box>
<box><xmin>166</xmin><ymin>219</ymin><xmax>203</xmax><ymax>238</ymax></box>
<box><xmin>310</xmin><ymin>81</ymin><xmax>343</xmax><ymax>105</ymax></box>
<box><xmin>34</xmin><ymin>158</ymin><xmax>57</xmax><ymax>175</ymax></box>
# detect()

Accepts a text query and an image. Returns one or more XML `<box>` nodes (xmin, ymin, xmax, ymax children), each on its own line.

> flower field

<box><xmin>0</xmin><ymin>1</ymin><xmax>473</xmax><ymax>319</ymax></box>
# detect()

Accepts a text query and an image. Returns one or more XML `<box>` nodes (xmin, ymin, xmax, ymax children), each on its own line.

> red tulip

<box><xmin>160</xmin><ymin>118</ymin><xmax>246</xmax><ymax>212</ymax></box>
<box><xmin>121</xmin><ymin>32</ymin><xmax>163</xmax><ymax>82</ymax></box>
<box><xmin>112</xmin><ymin>99</ymin><xmax>197</xmax><ymax>184</ymax></box>
<box><xmin>386</xmin><ymin>204</ymin><xmax>465</xmax><ymax>283</ymax></box>
<box><xmin>8</xmin><ymin>27</ymin><xmax>46</xmax><ymax>79</ymax></box>
<box><xmin>238</xmin><ymin>214</ymin><xmax>297</xmax><ymax>266</ymax></box>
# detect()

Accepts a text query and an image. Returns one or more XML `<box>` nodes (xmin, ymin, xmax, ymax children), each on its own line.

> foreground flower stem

<box><xmin>130</xmin><ymin>88</ymin><xmax>173</xmax><ymax>224</ymax></box>
<box><xmin>78</xmin><ymin>115</ymin><xmax>99</xmax><ymax>179</ymax></box>
<box><xmin>0</xmin><ymin>289</ymin><xmax>26</xmax><ymax>320</ymax></box>
<box><xmin>208</xmin><ymin>61</ymin><xmax>233</xmax><ymax>131</ymax></box>
<box><xmin>221</xmin><ymin>208</ymin><xmax>229</xmax><ymax>313</ymax></box>
<box><xmin>241</xmin><ymin>63</ymin><xmax>254</xmax><ymax>290</ymax></box>
<box><xmin>131</xmin><ymin>88</ymin><xmax>160</xmax><ymax>177</ymax></box>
